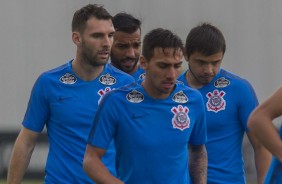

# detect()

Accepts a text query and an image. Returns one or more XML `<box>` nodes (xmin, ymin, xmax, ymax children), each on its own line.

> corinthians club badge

<box><xmin>206</xmin><ymin>89</ymin><xmax>226</xmax><ymax>113</ymax></box>
<box><xmin>171</xmin><ymin>105</ymin><xmax>190</xmax><ymax>131</ymax></box>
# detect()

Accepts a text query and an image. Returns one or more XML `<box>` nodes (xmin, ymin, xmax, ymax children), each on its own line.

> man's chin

<box><xmin>121</xmin><ymin>66</ymin><xmax>134</xmax><ymax>73</ymax></box>
<box><xmin>201</xmin><ymin>80</ymin><xmax>212</xmax><ymax>85</ymax></box>
<box><xmin>91</xmin><ymin>60</ymin><xmax>108</xmax><ymax>67</ymax></box>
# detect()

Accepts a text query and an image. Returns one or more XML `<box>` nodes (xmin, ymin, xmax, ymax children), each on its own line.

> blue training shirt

<box><xmin>264</xmin><ymin>126</ymin><xmax>282</xmax><ymax>184</ymax></box>
<box><xmin>88</xmin><ymin>82</ymin><xmax>207</xmax><ymax>184</ymax></box>
<box><xmin>178</xmin><ymin>68</ymin><xmax>258</xmax><ymax>184</ymax></box>
<box><xmin>22</xmin><ymin>60</ymin><xmax>134</xmax><ymax>183</ymax></box>
<box><xmin>109</xmin><ymin>61</ymin><xmax>146</xmax><ymax>82</ymax></box>
<box><xmin>131</xmin><ymin>66</ymin><xmax>145</xmax><ymax>81</ymax></box>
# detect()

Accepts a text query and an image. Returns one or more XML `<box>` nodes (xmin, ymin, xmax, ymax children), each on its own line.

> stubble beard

<box><xmin>111</xmin><ymin>56</ymin><xmax>138</xmax><ymax>74</ymax></box>
<box><xmin>81</xmin><ymin>44</ymin><xmax>109</xmax><ymax>67</ymax></box>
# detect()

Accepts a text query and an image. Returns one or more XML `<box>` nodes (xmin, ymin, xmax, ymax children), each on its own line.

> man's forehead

<box><xmin>154</xmin><ymin>47</ymin><xmax>183</xmax><ymax>55</ymax></box>
<box><xmin>114</xmin><ymin>30</ymin><xmax>141</xmax><ymax>39</ymax></box>
<box><xmin>114</xmin><ymin>39</ymin><xmax>141</xmax><ymax>45</ymax></box>
<box><xmin>84</xmin><ymin>17</ymin><xmax>114</xmax><ymax>33</ymax></box>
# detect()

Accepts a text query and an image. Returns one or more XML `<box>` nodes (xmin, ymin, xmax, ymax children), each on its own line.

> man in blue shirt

<box><xmin>110</xmin><ymin>12</ymin><xmax>145</xmax><ymax>80</ymax></box>
<box><xmin>7</xmin><ymin>4</ymin><xmax>134</xmax><ymax>184</ymax></box>
<box><xmin>84</xmin><ymin>28</ymin><xmax>207</xmax><ymax>184</ymax></box>
<box><xmin>178</xmin><ymin>23</ymin><xmax>271</xmax><ymax>184</ymax></box>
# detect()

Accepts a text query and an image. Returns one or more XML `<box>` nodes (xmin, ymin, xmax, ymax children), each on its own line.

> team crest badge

<box><xmin>99</xmin><ymin>73</ymin><xmax>116</xmax><ymax>85</ymax></box>
<box><xmin>171</xmin><ymin>105</ymin><xmax>190</xmax><ymax>131</ymax></box>
<box><xmin>172</xmin><ymin>91</ymin><xmax>188</xmax><ymax>103</ymax></box>
<box><xmin>60</xmin><ymin>73</ymin><xmax>77</xmax><ymax>84</ymax></box>
<box><xmin>139</xmin><ymin>73</ymin><xmax>146</xmax><ymax>80</ymax></box>
<box><xmin>175</xmin><ymin>80</ymin><xmax>184</xmax><ymax>85</ymax></box>
<box><xmin>97</xmin><ymin>87</ymin><xmax>112</xmax><ymax>104</ymax></box>
<box><xmin>206</xmin><ymin>89</ymin><xmax>226</xmax><ymax>113</ymax></box>
<box><xmin>126</xmin><ymin>90</ymin><xmax>144</xmax><ymax>103</ymax></box>
<box><xmin>214</xmin><ymin>77</ymin><xmax>230</xmax><ymax>88</ymax></box>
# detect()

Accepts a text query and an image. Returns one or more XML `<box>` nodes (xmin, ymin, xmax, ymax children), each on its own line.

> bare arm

<box><xmin>189</xmin><ymin>144</ymin><xmax>207</xmax><ymax>184</ymax></box>
<box><xmin>248</xmin><ymin>86</ymin><xmax>282</xmax><ymax>162</ymax></box>
<box><xmin>247</xmin><ymin>131</ymin><xmax>272</xmax><ymax>184</ymax></box>
<box><xmin>7</xmin><ymin>127</ymin><xmax>39</xmax><ymax>184</ymax></box>
<box><xmin>83</xmin><ymin>144</ymin><xmax>123</xmax><ymax>184</ymax></box>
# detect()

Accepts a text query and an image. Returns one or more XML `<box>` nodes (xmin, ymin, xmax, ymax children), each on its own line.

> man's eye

<box><xmin>109</xmin><ymin>33</ymin><xmax>114</xmax><ymax>38</ymax></box>
<box><xmin>175</xmin><ymin>64</ymin><xmax>182</xmax><ymax>69</ymax></box>
<box><xmin>158</xmin><ymin>64</ymin><xmax>167</xmax><ymax>68</ymax></box>
<box><xmin>133</xmin><ymin>43</ymin><xmax>141</xmax><ymax>49</ymax></box>
<box><xmin>117</xmin><ymin>45</ymin><xmax>128</xmax><ymax>49</ymax></box>
<box><xmin>92</xmin><ymin>34</ymin><xmax>101</xmax><ymax>38</ymax></box>
<box><xmin>213</xmin><ymin>61</ymin><xmax>221</xmax><ymax>66</ymax></box>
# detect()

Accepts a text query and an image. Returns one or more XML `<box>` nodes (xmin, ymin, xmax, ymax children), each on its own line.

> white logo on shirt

<box><xmin>171</xmin><ymin>105</ymin><xmax>190</xmax><ymax>131</ymax></box>
<box><xmin>206</xmin><ymin>89</ymin><xmax>226</xmax><ymax>113</ymax></box>
<box><xmin>139</xmin><ymin>73</ymin><xmax>146</xmax><ymax>80</ymax></box>
<box><xmin>60</xmin><ymin>73</ymin><xmax>77</xmax><ymax>84</ymax></box>
<box><xmin>214</xmin><ymin>77</ymin><xmax>230</xmax><ymax>88</ymax></box>
<box><xmin>172</xmin><ymin>91</ymin><xmax>188</xmax><ymax>103</ymax></box>
<box><xmin>99</xmin><ymin>74</ymin><xmax>116</xmax><ymax>85</ymax></box>
<box><xmin>126</xmin><ymin>90</ymin><xmax>144</xmax><ymax>103</ymax></box>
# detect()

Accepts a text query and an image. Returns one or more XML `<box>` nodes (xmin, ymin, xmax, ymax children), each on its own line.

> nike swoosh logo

<box><xmin>58</xmin><ymin>96</ymin><xmax>76</xmax><ymax>102</ymax></box>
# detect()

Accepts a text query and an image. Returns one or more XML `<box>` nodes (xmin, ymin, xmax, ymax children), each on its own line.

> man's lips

<box><xmin>98</xmin><ymin>50</ymin><xmax>110</xmax><ymax>59</ymax></box>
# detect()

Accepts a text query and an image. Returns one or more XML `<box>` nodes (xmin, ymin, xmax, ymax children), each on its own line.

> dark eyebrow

<box><xmin>157</xmin><ymin>60</ymin><xmax>183</xmax><ymax>66</ymax></box>
<box><xmin>196</xmin><ymin>59</ymin><xmax>221</xmax><ymax>64</ymax></box>
<box><xmin>91</xmin><ymin>32</ymin><xmax>104</xmax><ymax>37</ymax></box>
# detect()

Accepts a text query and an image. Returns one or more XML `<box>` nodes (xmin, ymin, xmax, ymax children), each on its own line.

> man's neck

<box><xmin>129</xmin><ymin>65</ymin><xmax>139</xmax><ymax>75</ymax></box>
<box><xmin>185</xmin><ymin>70</ymin><xmax>204</xmax><ymax>89</ymax></box>
<box><xmin>72</xmin><ymin>58</ymin><xmax>104</xmax><ymax>81</ymax></box>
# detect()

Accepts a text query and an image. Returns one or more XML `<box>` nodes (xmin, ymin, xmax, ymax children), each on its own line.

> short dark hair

<box><xmin>72</xmin><ymin>4</ymin><xmax>112</xmax><ymax>33</ymax></box>
<box><xmin>142</xmin><ymin>28</ymin><xmax>184</xmax><ymax>60</ymax></box>
<box><xmin>112</xmin><ymin>12</ymin><xmax>141</xmax><ymax>34</ymax></box>
<box><xmin>185</xmin><ymin>23</ymin><xmax>226</xmax><ymax>58</ymax></box>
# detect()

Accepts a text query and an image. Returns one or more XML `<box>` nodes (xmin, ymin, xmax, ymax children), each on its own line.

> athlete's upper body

<box><xmin>7</xmin><ymin>4</ymin><xmax>134</xmax><ymax>184</ymax></box>
<box><xmin>110</xmin><ymin>12</ymin><xmax>145</xmax><ymax>81</ymax></box>
<box><xmin>178</xmin><ymin>68</ymin><xmax>261</xmax><ymax>183</ymax></box>
<box><xmin>84</xmin><ymin>28</ymin><xmax>207</xmax><ymax>184</ymax></box>
<box><xmin>178</xmin><ymin>23</ymin><xmax>271</xmax><ymax>184</ymax></box>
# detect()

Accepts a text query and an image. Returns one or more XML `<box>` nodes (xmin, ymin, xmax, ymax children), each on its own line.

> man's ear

<box><xmin>139</xmin><ymin>56</ymin><xmax>147</xmax><ymax>70</ymax></box>
<box><xmin>72</xmin><ymin>32</ymin><xmax>81</xmax><ymax>46</ymax></box>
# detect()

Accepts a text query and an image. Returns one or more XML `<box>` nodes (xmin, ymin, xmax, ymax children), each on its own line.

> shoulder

<box><xmin>177</xmin><ymin>70</ymin><xmax>187</xmax><ymax>84</ymax></box>
<box><xmin>105</xmin><ymin>64</ymin><xmax>132</xmax><ymax>78</ymax></box>
<box><xmin>216</xmin><ymin>69</ymin><xmax>257</xmax><ymax>101</ymax></box>
<box><xmin>36</xmin><ymin>62</ymin><xmax>70</xmax><ymax>84</ymax></box>
<box><xmin>105</xmin><ymin>64</ymin><xmax>135</xmax><ymax>81</ymax></box>
<box><xmin>217</xmin><ymin>69</ymin><xmax>253</xmax><ymax>89</ymax></box>
<box><xmin>132</xmin><ymin>67</ymin><xmax>146</xmax><ymax>80</ymax></box>
<box><xmin>177</xmin><ymin>82</ymin><xmax>201</xmax><ymax>94</ymax></box>
<box><xmin>175</xmin><ymin>83</ymin><xmax>203</xmax><ymax>101</ymax></box>
<box><xmin>99</xmin><ymin>82</ymin><xmax>140</xmax><ymax>104</ymax></box>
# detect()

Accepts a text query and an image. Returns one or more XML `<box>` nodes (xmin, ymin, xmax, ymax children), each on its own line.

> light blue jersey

<box><xmin>109</xmin><ymin>61</ymin><xmax>145</xmax><ymax>81</ymax></box>
<box><xmin>88</xmin><ymin>82</ymin><xmax>207</xmax><ymax>184</ymax></box>
<box><xmin>22</xmin><ymin>60</ymin><xmax>134</xmax><ymax>183</ymax></box>
<box><xmin>131</xmin><ymin>66</ymin><xmax>145</xmax><ymax>81</ymax></box>
<box><xmin>264</xmin><ymin>126</ymin><xmax>282</xmax><ymax>184</ymax></box>
<box><xmin>178</xmin><ymin>68</ymin><xmax>258</xmax><ymax>184</ymax></box>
